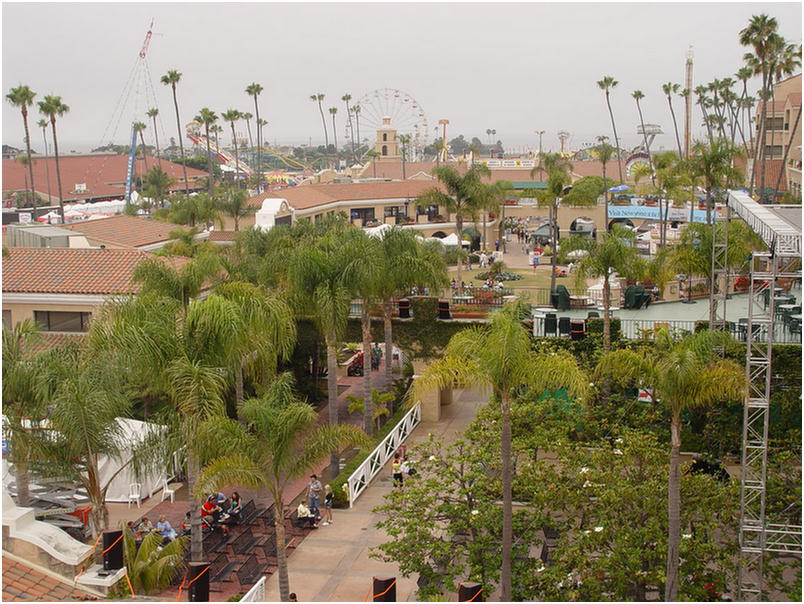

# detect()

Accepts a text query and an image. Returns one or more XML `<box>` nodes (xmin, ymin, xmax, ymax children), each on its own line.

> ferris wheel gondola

<box><xmin>355</xmin><ymin>88</ymin><xmax>429</xmax><ymax>161</ymax></box>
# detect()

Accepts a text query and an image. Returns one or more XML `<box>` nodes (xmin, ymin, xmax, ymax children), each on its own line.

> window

<box><xmin>383</xmin><ymin>133</ymin><xmax>388</xmax><ymax>141</ymax></box>
<box><xmin>764</xmin><ymin>117</ymin><xmax>784</xmax><ymax>131</ymax></box>
<box><xmin>384</xmin><ymin>206</ymin><xmax>401</xmax><ymax>218</ymax></box>
<box><xmin>382</xmin><ymin>145</ymin><xmax>388</xmax><ymax>156</ymax></box>
<box><xmin>2</xmin><ymin>310</ymin><xmax>11</xmax><ymax>329</ymax></box>
<box><xmin>350</xmin><ymin>208</ymin><xmax>375</xmax><ymax>224</ymax></box>
<box><xmin>764</xmin><ymin>145</ymin><xmax>783</xmax><ymax>158</ymax></box>
<box><xmin>34</xmin><ymin>310</ymin><xmax>91</xmax><ymax>332</ymax></box>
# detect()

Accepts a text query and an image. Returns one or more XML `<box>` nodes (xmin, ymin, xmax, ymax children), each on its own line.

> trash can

<box><xmin>398</xmin><ymin>298</ymin><xmax>410</xmax><ymax>318</ymax></box>
<box><xmin>570</xmin><ymin>320</ymin><xmax>585</xmax><ymax>340</ymax></box>
<box><xmin>438</xmin><ymin>300</ymin><xmax>451</xmax><ymax>319</ymax></box>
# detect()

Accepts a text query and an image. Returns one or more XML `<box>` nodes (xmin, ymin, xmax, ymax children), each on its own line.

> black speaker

<box><xmin>458</xmin><ymin>582</ymin><xmax>483</xmax><ymax>601</ymax></box>
<box><xmin>102</xmin><ymin>530</ymin><xmax>123</xmax><ymax>571</ymax></box>
<box><xmin>188</xmin><ymin>561</ymin><xmax>210</xmax><ymax>602</ymax></box>
<box><xmin>398</xmin><ymin>299</ymin><xmax>410</xmax><ymax>318</ymax></box>
<box><xmin>373</xmin><ymin>576</ymin><xmax>396</xmax><ymax>601</ymax></box>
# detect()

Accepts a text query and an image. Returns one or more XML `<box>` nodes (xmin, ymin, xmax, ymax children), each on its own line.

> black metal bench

<box><xmin>210</xmin><ymin>552</ymin><xmax>239</xmax><ymax>584</ymax></box>
<box><xmin>262</xmin><ymin>503</ymin><xmax>276</xmax><ymax>528</ymax></box>
<box><xmin>231</xmin><ymin>527</ymin><xmax>260</xmax><ymax>555</ymax></box>
<box><xmin>240</xmin><ymin>499</ymin><xmax>267</xmax><ymax>525</ymax></box>
<box><xmin>261</xmin><ymin>534</ymin><xmax>277</xmax><ymax>558</ymax></box>
<box><xmin>236</xmin><ymin>554</ymin><xmax>265</xmax><ymax>587</ymax></box>
<box><xmin>203</xmin><ymin>529</ymin><xmax>224</xmax><ymax>553</ymax></box>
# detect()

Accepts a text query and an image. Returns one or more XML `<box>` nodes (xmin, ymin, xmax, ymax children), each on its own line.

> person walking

<box><xmin>321</xmin><ymin>484</ymin><xmax>334</xmax><ymax>525</ymax></box>
<box><xmin>392</xmin><ymin>455</ymin><xmax>403</xmax><ymax>487</ymax></box>
<box><xmin>307</xmin><ymin>474</ymin><xmax>323</xmax><ymax>520</ymax></box>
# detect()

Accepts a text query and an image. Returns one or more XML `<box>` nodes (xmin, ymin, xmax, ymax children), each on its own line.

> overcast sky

<box><xmin>3</xmin><ymin>1</ymin><xmax>801</xmax><ymax>156</ymax></box>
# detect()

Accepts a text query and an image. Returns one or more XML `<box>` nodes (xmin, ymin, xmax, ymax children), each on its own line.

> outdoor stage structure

<box><xmin>717</xmin><ymin>190</ymin><xmax>802</xmax><ymax>600</ymax></box>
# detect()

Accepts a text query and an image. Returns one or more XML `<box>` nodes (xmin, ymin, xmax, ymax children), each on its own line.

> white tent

<box><xmin>365</xmin><ymin>223</ymin><xmax>393</xmax><ymax>238</ymax></box>
<box><xmin>101</xmin><ymin>418</ymin><xmax>170</xmax><ymax>503</ymax></box>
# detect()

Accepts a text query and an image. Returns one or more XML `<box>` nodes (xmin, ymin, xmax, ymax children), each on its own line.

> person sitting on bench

<box><xmin>296</xmin><ymin>501</ymin><xmax>318</xmax><ymax>528</ymax></box>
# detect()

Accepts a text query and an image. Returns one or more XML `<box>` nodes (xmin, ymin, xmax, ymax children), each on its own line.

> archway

<box><xmin>431</xmin><ymin>231</ymin><xmax>448</xmax><ymax>239</ymax></box>
<box><xmin>608</xmin><ymin>218</ymin><xmax>634</xmax><ymax>231</ymax></box>
<box><xmin>462</xmin><ymin>227</ymin><xmax>481</xmax><ymax>251</ymax></box>
<box><xmin>570</xmin><ymin>216</ymin><xmax>597</xmax><ymax>238</ymax></box>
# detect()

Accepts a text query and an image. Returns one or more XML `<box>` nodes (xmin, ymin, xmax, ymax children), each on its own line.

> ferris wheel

<box><xmin>354</xmin><ymin>88</ymin><xmax>429</xmax><ymax>161</ymax></box>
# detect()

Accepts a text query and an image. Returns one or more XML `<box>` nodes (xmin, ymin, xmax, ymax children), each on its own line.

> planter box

<box><xmin>452</xmin><ymin>311</ymin><xmax>487</xmax><ymax>319</ymax></box>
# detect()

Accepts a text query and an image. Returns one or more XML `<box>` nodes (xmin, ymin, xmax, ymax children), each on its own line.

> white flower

<box><xmin>537</xmin><ymin>565</ymin><xmax>546</xmax><ymax>573</ymax></box>
<box><xmin>589</xmin><ymin>382</ymin><xmax>595</xmax><ymax>387</ymax></box>
<box><xmin>594</xmin><ymin>526</ymin><xmax>603</xmax><ymax>533</ymax></box>
<box><xmin>580</xmin><ymin>467</ymin><xmax>589</xmax><ymax>474</ymax></box>
<box><xmin>583</xmin><ymin>480</ymin><xmax>593</xmax><ymax>488</ymax></box>
<box><xmin>471</xmin><ymin>509</ymin><xmax>479</xmax><ymax>516</ymax></box>
<box><xmin>613</xmin><ymin>448</ymin><xmax>622</xmax><ymax>455</ymax></box>
<box><xmin>428</xmin><ymin>455</ymin><xmax>437</xmax><ymax>462</ymax></box>
<box><xmin>583</xmin><ymin>530</ymin><xmax>590</xmax><ymax>536</ymax></box>
<box><xmin>615</xmin><ymin>438</ymin><xmax>623</xmax><ymax>444</ymax></box>
<box><xmin>682</xmin><ymin>533</ymin><xmax>692</xmax><ymax>539</ymax></box>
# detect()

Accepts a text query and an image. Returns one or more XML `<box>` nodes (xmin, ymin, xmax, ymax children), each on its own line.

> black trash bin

<box><xmin>570</xmin><ymin>320</ymin><xmax>585</xmax><ymax>340</ymax></box>
<box><xmin>438</xmin><ymin>300</ymin><xmax>451</xmax><ymax>319</ymax></box>
<box><xmin>398</xmin><ymin>299</ymin><xmax>411</xmax><ymax>318</ymax></box>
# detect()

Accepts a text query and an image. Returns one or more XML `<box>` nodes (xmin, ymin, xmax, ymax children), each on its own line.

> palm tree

<box><xmin>689</xmin><ymin>138</ymin><xmax>743</xmax><ymax>225</ymax></box>
<box><xmin>561</xmin><ymin>224</ymin><xmax>644</xmax><ymax>351</ymax></box>
<box><xmin>242</xmin><ymin>111</ymin><xmax>254</xmax><ymax>176</ymax></box>
<box><xmin>662</xmin><ymin>83</ymin><xmax>683</xmax><ymax>157</ymax></box>
<box><xmin>195</xmin><ymin>374</ymin><xmax>368</xmax><ymax>601</ymax></box>
<box><xmin>132</xmin><ymin>252</ymin><xmax>222</xmax><ymax>310</ymax></box>
<box><xmin>132</xmin><ymin>121</ymin><xmax>149</xmax><ymax>174</ymax></box>
<box><xmin>122</xmin><ymin>527</ymin><xmax>187</xmax><ymax>594</ymax></box>
<box><xmin>632</xmin><ymin>90</ymin><xmax>656</xmax><ymax>187</ymax></box>
<box><xmin>161</xmin><ymin>70</ymin><xmax>190</xmax><ymax>194</ymax></box>
<box><xmin>142</xmin><ymin>165</ymin><xmax>174</xmax><ymax>210</ymax></box>
<box><xmin>341</xmin><ymin>93</ymin><xmax>355</xmax><ymax>161</ymax></box>
<box><xmin>221</xmin><ymin>109</ymin><xmax>242</xmax><ymax>187</ymax></box>
<box><xmin>597</xmin><ymin>76</ymin><xmax>624</xmax><ymax>182</ymax></box>
<box><xmin>353</xmin><ymin>104</ymin><xmax>362</xmax><ymax>154</ymax></box>
<box><xmin>365</xmin><ymin>149</ymin><xmax>380</xmax><ymax>177</ymax></box>
<box><xmin>37</xmin><ymin>95</ymin><xmax>69</xmax><ymax>224</ymax></box>
<box><xmin>6</xmin><ymin>85</ymin><xmax>38</xmax><ymax>218</ymax></box>
<box><xmin>328</xmin><ymin>107</ymin><xmax>339</xmax><ymax>156</ymax></box>
<box><xmin>735</xmin><ymin>67</ymin><xmax>755</xmax><ymax>157</ymax></box>
<box><xmin>595</xmin><ymin>328</ymin><xmax>745</xmax><ymax>601</ymax></box>
<box><xmin>414</xmin><ymin>301</ymin><xmax>589</xmax><ymax>601</ymax></box>
<box><xmin>146</xmin><ymin>108</ymin><xmax>161</xmax><ymax>166</ymax></box>
<box><xmin>531</xmin><ymin>152</ymin><xmax>572</xmax><ymax>290</ymax></box>
<box><xmin>209</xmin><ymin>124</ymin><xmax>223</xmax><ymax>158</ymax></box>
<box><xmin>596</xmin><ymin>136</ymin><xmax>614</xmax><ymax>232</ymax></box>
<box><xmin>398</xmin><ymin>133</ymin><xmax>411</xmax><ymax>179</ymax></box>
<box><xmin>246</xmin><ymin>83</ymin><xmax>264</xmax><ymax>185</ymax></box>
<box><xmin>417</xmin><ymin>163</ymin><xmax>493</xmax><ymax>293</ymax></box>
<box><xmin>311</xmin><ymin>93</ymin><xmax>328</xmax><ymax>154</ymax></box>
<box><xmin>194</xmin><ymin>108</ymin><xmax>218</xmax><ymax>195</ymax></box>
<box><xmin>36</xmin><ymin>118</ymin><xmax>53</xmax><ymax>205</ymax></box>
<box><xmin>217</xmin><ymin>184</ymin><xmax>256</xmax><ymax>232</ymax></box>
<box><xmin>694</xmin><ymin>85</ymin><xmax>715</xmax><ymax>144</ymax></box>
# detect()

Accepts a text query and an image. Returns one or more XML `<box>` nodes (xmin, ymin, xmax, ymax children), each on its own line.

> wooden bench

<box><xmin>236</xmin><ymin>554</ymin><xmax>265</xmax><ymax>587</ymax></box>
<box><xmin>210</xmin><ymin>553</ymin><xmax>239</xmax><ymax>585</ymax></box>
<box><xmin>231</xmin><ymin>527</ymin><xmax>260</xmax><ymax>555</ymax></box>
<box><xmin>240</xmin><ymin>499</ymin><xmax>267</xmax><ymax>525</ymax></box>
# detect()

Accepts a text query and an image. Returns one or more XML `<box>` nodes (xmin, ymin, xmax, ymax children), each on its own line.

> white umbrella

<box><xmin>566</xmin><ymin>249</ymin><xmax>589</xmax><ymax>259</ymax></box>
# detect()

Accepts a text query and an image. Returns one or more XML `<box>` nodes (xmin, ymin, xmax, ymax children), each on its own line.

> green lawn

<box><xmin>448</xmin><ymin>266</ymin><xmax>582</xmax><ymax>291</ymax></box>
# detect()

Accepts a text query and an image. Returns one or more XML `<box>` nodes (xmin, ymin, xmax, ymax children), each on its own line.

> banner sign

<box><xmin>482</xmin><ymin>159</ymin><xmax>535</xmax><ymax>169</ymax></box>
<box><xmin>607</xmin><ymin>204</ymin><xmax>713</xmax><ymax>223</ymax></box>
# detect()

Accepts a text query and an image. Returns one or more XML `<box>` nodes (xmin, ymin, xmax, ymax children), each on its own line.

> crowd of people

<box><xmin>296</xmin><ymin>474</ymin><xmax>335</xmax><ymax>529</ymax></box>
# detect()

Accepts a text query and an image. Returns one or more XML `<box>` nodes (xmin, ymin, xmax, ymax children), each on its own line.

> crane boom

<box><xmin>139</xmin><ymin>19</ymin><xmax>153</xmax><ymax>58</ymax></box>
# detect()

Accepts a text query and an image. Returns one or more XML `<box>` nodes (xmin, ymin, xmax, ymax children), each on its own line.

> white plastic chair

<box><xmin>128</xmin><ymin>483</ymin><xmax>142</xmax><ymax>508</ymax></box>
<box><xmin>160</xmin><ymin>477</ymin><xmax>177</xmax><ymax>503</ymax></box>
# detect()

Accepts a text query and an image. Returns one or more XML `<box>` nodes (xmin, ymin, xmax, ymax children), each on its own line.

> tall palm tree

<box><xmin>417</xmin><ymin>164</ymin><xmax>493</xmax><ymax>293</ymax></box>
<box><xmin>365</xmin><ymin>149</ymin><xmax>380</xmax><ymax>177</ymax></box>
<box><xmin>146</xmin><ymin>108</ymin><xmax>161</xmax><ymax>166</ymax></box>
<box><xmin>221</xmin><ymin>109</ymin><xmax>242</xmax><ymax>187</ymax></box>
<box><xmin>735</xmin><ymin>66</ymin><xmax>756</xmax><ymax>158</ymax></box>
<box><xmin>398</xmin><ymin>133</ymin><xmax>411</xmax><ymax>179</ymax></box>
<box><xmin>632</xmin><ymin>90</ymin><xmax>656</xmax><ymax>187</ymax></box>
<box><xmin>245</xmin><ymin>83</ymin><xmax>263</xmax><ymax>185</ymax></box>
<box><xmin>194</xmin><ymin>374</ymin><xmax>368</xmax><ymax>601</ymax></box>
<box><xmin>210</xmin><ymin>124</ymin><xmax>223</xmax><ymax>159</ymax></box>
<box><xmin>6</xmin><ymin>85</ymin><xmax>38</xmax><ymax>218</ymax></box>
<box><xmin>37</xmin><ymin>95</ymin><xmax>69</xmax><ymax>224</ymax></box>
<box><xmin>596</xmin><ymin>136</ymin><xmax>614</xmax><ymax>233</ymax></box>
<box><xmin>341</xmin><ymin>93</ymin><xmax>355</xmax><ymax>161</ymax></box>
<box><xmin>242</xmin><ymin>111</ymin><xmax>254</xmax><ymax>176</ymax></box>
<box><xmin>531</xmin><ymin>152</ymin><xmax>573</xmax><ymax>290</ymax></box>
<box><xmin>328</xmin><ymin>107</ymin><xmax>339</xmax><ymax>157</ymax></box>
<box><xmin>414</xmin><ymin>301</ymin><xmax>589</xmax><ymax>601</ymax></box>
<box><xmin>595</xmin><ymin>329</ymin><xmax>745</xmax><ymax>601</ymax></box>
<box><xmin>132</xmin><ymin>121</ymin><xmax>149</xmax><ymax>173</ymax></box>
<box><xmin>217</xmin><ymin>184</ymin><xmax>257</xmax><ymax>232</ymax></box>
<box><xmin>142</xmin><ymin>165</ymin><xmax>174</xmax><ymax>210</ymax></box>
<box><xmin>597</xmin><ymin>76</ymin><xmax>624</xmax><ymax>182</ymax></box>
<box><xmin>311</xmin><ymin>93</ymin><xmax>328</xmax><ymax>152</ymax></box>
<box><xmin>161</xmin><ymin>70</ymin><xmax>190</xmax><ymax>194</ymax></box>
<box><xmin>690</xmin><ymin>138</ymin><xmax>743</xmax><ymax>225</ymax></box>
<box><xmin>353</xmin><ymin>104</ymin><xmax>362</xmax><ymax>154</ymax></box>
<box><xmin>194</xmin><ymin>108</ymin><xmax>218</xmax><ymax>195</ymax></box>
<box><xmin>662</xmin><ymin>83</ymin><xmax>683</xmax><ymax>157</ymax></box>
<box><xmin>36</xmin><ymin>118</ymin><xmax>53</xmax><ymax>205</ymax></box>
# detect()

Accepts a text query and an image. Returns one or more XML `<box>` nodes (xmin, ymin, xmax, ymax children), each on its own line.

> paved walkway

<box><xmin>262</xmin><ymin>386</ymin><xmax>488</xmax><ymax>602</ymax></box>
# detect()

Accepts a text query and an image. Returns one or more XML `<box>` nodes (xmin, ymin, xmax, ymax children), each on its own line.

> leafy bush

<box><xmin>476</xmin><ymin>270</ymin><xmax>523</xmax><ymax>281</ymax></box>
<box><xmin>410</xmin><ymin>296</ymin><xmax>439</xmax><ymax>322</ymax></box>
<box><xmin>541</xmin><ymin>245</ymin><xmax>553</xmax><ymax>256</ymax></box>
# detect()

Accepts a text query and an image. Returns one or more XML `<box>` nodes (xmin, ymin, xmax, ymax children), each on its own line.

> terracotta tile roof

<box><xmin>62</xmin><ymin>215</ymin><xmax>188</xmax><ymax>248</ymax></box>
<box><xmin>27</xmin><ymin>332</ymin><xmax>86</xmax><ymax>354</ymax></box>
<box><xmin>788</xmin><ymin>93</ymin><xmax>802</xmax><ymax>108</ymax></box>
<box><xmin>208</xmin><ymin>230</ymin><xmax>237</xmax><ymax>242</ymax></box>
<box><xmin>247</xmin><ymin>180</ymin><xmax>446</xmax><ymax>211</ymax></box>
<box><xmin>2</xmin><ymin>556</ymin><xmax>98</xmax><ymax>601</ymax></box>
<box><xmin>2</xmin><ymin>154</ymin><xmax>207</xmax><ymax>202</ymax></box>
<box><xmin>2</xmin><ymin>247</ymin><xmax>188</xmax><ymax>295</ymax></box>
<box><xmin>356</xmin><ymin>160</ymin><xmax>439</xmax><ymax>180</ymax></box>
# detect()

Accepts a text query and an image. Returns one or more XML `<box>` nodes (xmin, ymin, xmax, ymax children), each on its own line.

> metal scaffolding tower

<box><xmin>727</xmin><ymin>190</ymin><xmax>802</xmax><ymax>600</ymax></box>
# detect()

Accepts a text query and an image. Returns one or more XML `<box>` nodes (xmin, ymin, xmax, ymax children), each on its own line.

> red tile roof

<box><xmin>62</xmin><ymin>215</ymin><xmax>188</xmax><ymax>248</ymax></box>
<box><xmin>2</xmin><ymin>556</ymin><xmax>98</xmax><ymax>601</ymax></box>
<box><xmin>208</xmin><ymin>230</ymin><xmax>237</xmax><ymax>242</ymax></box>
<box><xmin>2</xmin><ymin>154</ymin><xmax>207</xmax><ymax>202</ymax></box>
<box><xmin>2</xmin><ymin>247</ymin><xmax>188</xmax><ymax>295</ymax></box>
<box><xmin>356</xmin><ymin>160</ymin><xmax>439</xmax><ymax>180</ymax></box>
<box><xmin>247</xmin><ymin>180</ymin><xmax>446</xmax><ymax>211</ymax></box>
<box><xmin>788</xmin><ymin>93</ymin><xmax>802</xmax><ymax>108</ymax></box>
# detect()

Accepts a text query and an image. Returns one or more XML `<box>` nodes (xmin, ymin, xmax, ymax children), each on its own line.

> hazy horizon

<box><xmin>3</xmin><ymin>2</ymin><xmax>801</xmax><ymax>157</ymax></box>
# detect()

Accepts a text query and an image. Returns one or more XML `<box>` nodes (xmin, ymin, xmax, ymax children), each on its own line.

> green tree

<box><xmin>132</xmin><ymin>121</ymin><xmax>149</xmax><ymax>174</ymax></box>
<box><xmin>689</xmin><ymin>138</ymin><xmax>743</xmax><ymax>225</ymax></box>
<box><xmin>36</xmin><ymin>118</ymin><xmax>53</xmax><ymax>205</ymax></box>
<box><xmin>531</xmin><ymin>152</ymin><xmax>573</xmax><ymax>291</ymax></box>
<box><xmin>163</xmin><ymin>192</ymin><xmax>221</xmax><ymax>228</ymax></box>
<box><xmin>365</xmin><ymin>149</ymin><xmax>380</xmax><ymax>177</ymax></box>
<box><xmin>347</xmin><ymin>389</ymin><xmax>393</xmax><ymax>433</ymax></box>
<box><xmin>418</xmin><ymin>163</ymin><xmax>493</xmax><ymax>293</ymax></box>
<box><xmin>328</xmin><ymin>106</ymin><xmax>339</xmax><ymax>154</ymax></box>
<box><xmin>6</xmin><ymin>85</ymin><xmax>38</xmax><ymax>219</ymax></box>
<box><xmin>311</xmin><ymin>93</ymin><xmax>328</xmax><ymax>159</ymax></box>
<box><xmin>595</xmin><ymin>136</ymin><xmax>615</xmax><ymax>232</ymax></box>
<box><xmin>194</xmin><ymin>373</ymin><xmax>368</xmax><ymax>601</ymax></box>
<box><xmin>161</xmin><ymin>70</ymin><xmax>190</xmax><ymax>194</ymax></box>
<box><xmin>146</xmin><ymin>108</ymin><xmax>161</xmax><ymax>165</ymax></box>
<box><xmin>341</xmin><ymin>93</ymin><xmax>355</xmax><ymax>161</ymax></box>
<box><xmin>398</xmin><ymin>133</ymin><xmax>411</xmax><ymax>179</ymax></box>
<box><xmin>194</xmin><ymin>108</ymin><xmax>218</xmax><ymax>195</ymax></box>
<box><xmin>122</xmin><ymin>526</ymin><xmax>188</xmax><ymax>594</ymax></box>
<box><xmin>413</xmin><ymin>301</ymin><xmax>588</xmax><ymax>600</ymax></box>
<box><xmin>662</xmin><ymin>82</ymin><xmax>684</xmax><ymax>156</ymax></box>
<box><xmin>632</xmin><ymin>90</ymin><xmax>656</xmax><ymax>186</ymax></box>
<box><xmin>141</xmin><ymin>165</ymin><xmax>174</xmax><ymax>210</ymax></box>
<box><xmin>246</xmin><ymin>83</ymin><xmax>264</xmax><ymax>183</ymax></box>
<box><xmin>37</xmin><ymin>94</ymin><xmax>69</xmax><ymax>224</ymax></box>
<box><xmin>595</xmin><ymin>328</ymin><xmax>746</xmax><ymax>601</ymax></box>
<box><xmin>221</xmin><ymin>109</ymin><xmax>242</xmax><ymax>187</ymax></box>
<box><xmin>597</xmin><ymin>76</ymin><xmax>624</xmax><ymax>183</ymax></box>
<box><xmin>132</xmin><ymin>252</ymin><xmax>222</xmax><ymax>309</ymax></box>
<box><xmin>217</xmin><ymin>184</ymin><xmax>256</xmax><ymax>231</ymax></box>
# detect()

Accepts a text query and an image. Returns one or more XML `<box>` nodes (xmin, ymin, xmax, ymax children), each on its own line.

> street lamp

<box><xmin>535</xmin><ymin>130</ymin><xmax>545</xmax><ymax>156</ymax></box>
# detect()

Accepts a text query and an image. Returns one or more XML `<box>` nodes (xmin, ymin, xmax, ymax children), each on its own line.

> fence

<box><xmin>240</xmin><ymin>576</ymin><xmax>266</xmax><ymax>602</ymax></box>
<box><xmin>532</xmin><ymin>316</ymin><xmax>802</xmax><ymax>344</ymax></box>
<box><xmin>347</xmin><ymin>400</ymin><xmax>421</xmax><ymax>508</ymax></box>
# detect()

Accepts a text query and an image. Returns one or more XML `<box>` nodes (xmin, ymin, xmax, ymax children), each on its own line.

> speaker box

<box><xmin>188</xmin><ymin>561</ymin><xmax>210</xmax><ymax>602</ymax></box>
<box><xmin>372</xmin><ymin>576</ymin><xmax>396</xmax><ymax>601</ymax></box>
<box><xmin>458</xmin><ymin>581</ymin><xmax>483</xmax><ymax>601</ymax></box>
<box><xmin>102</xmin><ymin>530</ymin><xmax>123</xmax><ymax>571</ymax></box>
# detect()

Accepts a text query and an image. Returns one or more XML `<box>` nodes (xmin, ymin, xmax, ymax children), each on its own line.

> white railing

<box><xmin>347</xmin><ymin>400</ymin><xmax>421</xmax><ymax>508</ymax></box>
<box><xmin>240</xmin><ymin>576</ymin><xmax>266</xmax><ymax>602</ymax></box>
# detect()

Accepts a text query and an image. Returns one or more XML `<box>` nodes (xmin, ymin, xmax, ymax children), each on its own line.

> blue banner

<box><xmin>607</xmin><ymin>203</ymin><xmax>713</xmax><ymax>223</ymax></box>
<box><xmin>124</xmin><ymin>125</ymin><xmax>138</xmax><ymax>204</ymax></box>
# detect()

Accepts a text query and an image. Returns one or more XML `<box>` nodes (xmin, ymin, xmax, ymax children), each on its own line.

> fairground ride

<box><xmin>354</xmin><ymin>88</ymin><xmax>429</xmax><ymax>162</ymax></box>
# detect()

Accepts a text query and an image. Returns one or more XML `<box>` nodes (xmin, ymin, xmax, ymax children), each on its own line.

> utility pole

<box><xmin>535</xmin><ymin>130</ymin><xmax>545</xmax><ymax>156</ymax></box>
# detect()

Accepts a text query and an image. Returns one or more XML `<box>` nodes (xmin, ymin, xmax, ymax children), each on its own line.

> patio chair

<box><xmin>128</xmin><ymin>483</ymin><xmax>142</xmax><ymax>508</ymax></box>
<box><xmin>161</xmin><ymin>477</ymin><xmax>182</xmax><ymax>503</ymax></box>
<box><xmin>543</xmin><ymin>313</ymin><xmax>557</xmax><ymax>337</ymax></box>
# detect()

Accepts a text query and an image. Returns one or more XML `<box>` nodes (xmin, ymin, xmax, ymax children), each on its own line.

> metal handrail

<box><xmin>240</xmin><ymin>576</ymin><xmax>266</xmax><ymax>601</ymax></box>
<box><xmin>347</xmin><ymin>400</ymin><xmax>421</xmax><ymax>508</ymax></box>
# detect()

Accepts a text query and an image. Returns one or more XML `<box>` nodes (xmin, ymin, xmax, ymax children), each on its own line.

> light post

<box><xmin>535</xmin><ymin>130</ymin><xmax>545</xmax><ymax>156</ymax></box>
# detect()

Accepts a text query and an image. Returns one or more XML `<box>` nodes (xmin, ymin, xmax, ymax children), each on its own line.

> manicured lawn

<box><xmin>449</xmin><ymin>266</ymin><xmax>580</xmax><ymax>290</ymax></box>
